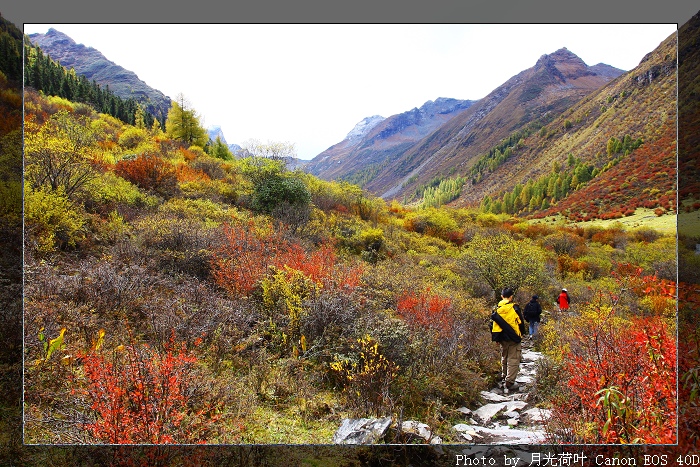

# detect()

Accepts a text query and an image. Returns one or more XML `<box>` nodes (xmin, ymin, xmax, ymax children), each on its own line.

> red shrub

<box><xmin>211</xmin><ymin>222</ymin><xmax>362</xmax><ymax>297</ymax></box>
<box><xmin>114</xmin><ymin>153</ymin><xmax>178</xmax><ymax>197</ymax></box>
<box><xmin>396</xmin><ymin>289</ymin><xmax>454</xmax><ymax>338</ymax></box>
<box><xmin>557</xmin><ymin>316</ymin><xmax>676</xmax><ymax>443</ymax></box>
<box><xmin>175</xmin><ymin>163</ymin><xmax>210</xmax><ymax>183</ymax></box>
<box><xmin>79</xmin><ymin>337</ymin><xmax>215</xmax><ymax>444</ymax></box>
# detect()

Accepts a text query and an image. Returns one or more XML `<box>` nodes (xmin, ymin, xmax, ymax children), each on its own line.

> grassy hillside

<box><xmin>459</xmin><ymin>32</ymin><xmax>677</xmax><ymax>223</ymax></box>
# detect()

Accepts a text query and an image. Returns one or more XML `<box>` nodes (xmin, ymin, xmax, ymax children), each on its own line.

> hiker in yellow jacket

<box><xmin>491</xmin><ymin>287</ymin><xmax>525</xmax><ymax>392</ymax></box>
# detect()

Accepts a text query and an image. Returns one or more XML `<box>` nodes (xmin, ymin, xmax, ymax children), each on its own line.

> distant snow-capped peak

<box><xmin>346</xmin><ymin>115</ymin><xmax>385</xmax><ymax>141</ymax></box>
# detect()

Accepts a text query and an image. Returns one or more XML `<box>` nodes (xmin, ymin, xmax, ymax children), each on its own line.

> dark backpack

<box><xmin>524</xmin><ymin>301</ymin><xmax>540</xmax><ymax>321</ymax></box>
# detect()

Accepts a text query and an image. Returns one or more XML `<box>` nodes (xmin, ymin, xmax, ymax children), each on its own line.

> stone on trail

<box><xmin>333</xmin><ymin>417</ymin><xmax>393</xmax><ymax>444</ymax></box>
<box><xmin>456</xmin><ymin>407</ymin><xmax>473</xmax><ymax>416</ymax></box>
<box><xmin>521</xmin><ymin>350</ymin><xmax>542</xmax><ymax>363</ymax></box>
<box><xmin>453</xmin><ymin>424</ymin><xmax>546</xmax><ymax>444</ymax></box>
<box><xmin>522</xmin><ymin>408</ymin><xmax>552</xmax><ymax>423</ymax></box>
<box><xmin>480</xmin><ymin>390</ymin><xmax>510</xmax><ymax>402</ymax></box>
<box><xmin>473</xmin><ymin>403</ymin><xmax>509</xmax><ymax>424</ymax></box>
<box><xmin>506</xmin><ymin>401</ymin><xmax>528</xmax><ymax>412</ymax></box>
<box><xmin>401</xmin><ymin>420</ymin><xmax>434</xmax><ymax>442</ymax></box>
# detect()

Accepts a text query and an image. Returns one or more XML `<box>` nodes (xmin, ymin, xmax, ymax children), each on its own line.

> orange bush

<box><xmin>396</xmin><ymin>288</ymin><xmax>454</xmax><ymax>338</ymax></box>
<box><xmin>114</xmin><ymin>153</ymin><xmax>178</xmax><ymax>197</ymax></box>
<box><xmin>211</xmin><ymin>222</ymin><xmax>362</xmax><ymax>297</ymax></box>
<box><xmin>79</xmin><ymin>337</ymin><xmax>217</xmax><ymax>444</ymax></box>
<box><xmin>175</xmin><ymin>163</ymin><xmax>210</xmax><ymax>183</ymax></box>
<box><xmin>555</xmin><ymin>316</ymin><xmax>676</xmax><ymax>443</ymax></box>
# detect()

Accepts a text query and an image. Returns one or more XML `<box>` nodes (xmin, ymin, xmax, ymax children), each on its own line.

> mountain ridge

<box><xmin>28</xmin><ymin>28</ymin><xmax>172</xmax><ymax>122</ymax></box>
<box><xmin>307</xmin><ymin>47</ymin><xmax>626</xmax><ymax>201</ymax></box>
<box><xmin>305</xmin><ymin>97</ymin><xmax>476</xmax><ymax>185</ymax></box>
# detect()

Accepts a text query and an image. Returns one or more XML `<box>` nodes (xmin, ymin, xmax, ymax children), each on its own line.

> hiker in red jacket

<box><xmin>557</xmin><ymin>288</ymin><xmax>570</xmax><ymax>312</ymax></box>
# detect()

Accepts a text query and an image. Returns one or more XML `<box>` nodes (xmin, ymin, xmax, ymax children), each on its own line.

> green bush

<box><xmin>84</xmin><ymin>171</ymin><xmax>156</xmax><ymax>208</ymax></box>
<box><xmin>159</xmin><ymin>197</ymin><xmax>237</xmax><ymax>224</ymax></box>
<box><xmin>252</xmin><ymin>175</ymin><xmax>311</xmax><ymax>215</ymax></box>
<box><xmin>117</xmin><ymin>127</ymin><xmax>150</xmax><ymax>149</ymax></box>
<box><xmin>25</xmin><ymin>184</ymin><xmax>85</xmax><ymax>252</ymax></box>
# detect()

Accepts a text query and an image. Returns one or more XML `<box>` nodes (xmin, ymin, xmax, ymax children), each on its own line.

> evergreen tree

<box><xmin>165</xmin><ymin>93</ymin><xmax>209</xmax><ymax>147</ymax></box>
<box><xmin>208</xmin><ymin>136</ymin><xmax>233</xmax><ymax>161</ymax></box>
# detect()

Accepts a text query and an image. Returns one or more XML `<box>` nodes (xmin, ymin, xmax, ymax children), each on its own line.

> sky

<box><xmin>23</xmin><ymin>24</ymin><xmax>677</xmax><ymax>160</ymax></box>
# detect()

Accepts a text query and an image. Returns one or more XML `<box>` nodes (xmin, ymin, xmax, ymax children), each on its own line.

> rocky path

<box><xmin>451</xmin><ymin>341</ymin><xmax>551</xmax><ymax>444</ymax></box>
<box><xmin>333</xmin><ymin>340</ymin><xmax>553</xmax><ymax>445</ymax></box>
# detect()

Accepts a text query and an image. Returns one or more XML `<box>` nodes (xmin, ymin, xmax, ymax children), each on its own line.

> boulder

<box><xmin>401</xmin><ymin>420</ymin><xmax>433</xmax><ymax>443</ymax></box>
<box><xmin>480</xmin><ymin>391</ymin><xmax>510</xmax><ymax>402</ymax></box>
<box><xmin>456</xmin><ymin>406</ymin><xmax>473</xmax><ymax>416</ymax></box>
<box><xmin>333</xmin><ymin>417</ymin><xmax>393</xmax><ymax>444</ymax></box>
<box><xmin>473</xmin><ymin>403</ymin><xmax>509</xmax><ymax>424</ymax></box>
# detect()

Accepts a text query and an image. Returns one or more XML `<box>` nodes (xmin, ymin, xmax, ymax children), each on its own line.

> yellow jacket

<box><xmin>491</xmin><ymin>298</ymin><xmax>523</xmax><ymax>342</ymax></box>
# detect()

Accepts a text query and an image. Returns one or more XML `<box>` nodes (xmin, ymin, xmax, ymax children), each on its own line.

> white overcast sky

<box><xmin>23</xmin><ymin>24</ymin><xmax>677</xmax><ymax>160</ymax></box>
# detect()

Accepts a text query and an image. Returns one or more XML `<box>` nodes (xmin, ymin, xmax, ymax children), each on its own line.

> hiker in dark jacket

<box><xmin>491</xmin><ymin>287</ymin><xmax>524</xmax><ymax>392</ymax></box>
<box><xmin>523</xmin><ymin>295</ymin><xmax>542</xmax><ymax>338</ymax></box>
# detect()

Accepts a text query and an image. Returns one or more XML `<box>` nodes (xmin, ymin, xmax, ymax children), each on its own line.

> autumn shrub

<box><xmin>530</xmin><ymin>356</ymin><xmax>567</xmax><ymax>405</ymax></box>
<box><xmin>589</xmin><ymin>225</ymin><xmax>629</xmax><ymax>249</ymax></box>
<box><xmin>542</xmin><ymin>230</ymin><xmax>586</xmax><ymax>256</ymax></box>
<box><xmin>543</xmin><ymin>279</ymin><xmax>677</xmax><ymax>444</ymax></box>
<box><xmin>24</xmin><ymin>110</ymin><xmax>97</xmax><ymax>200</ymax></box>
<box><xmin>179</xmin><ymin>179</ymin><xmax>241</xmax><ymax>205</ymax></box>
<box><xmin>212</xmin><ymin>221</ymin><xmax>355</xmax><ymax>298</ymax></box>
<box><xmin>251</xmin><ymin>174</ymin><xmax>311</xmax><ymax>215</ymax></box>
<box><xmin>624</xmin><ymin>236</ymin><xmax>676</xmax><ymax>280</ymax></box>
<box><xmin>341</xmin><ymin>226</ymin><xmax>387</xmax><ymax>263</ymax></box>
<box><xmin>360</xmin><ymin>260</ymin><xmax>430</xmax><ymax>310</ymax></box>
<box><xmin>260</xmin><ymin>266</ymin><xmax>320</xmax><ymax>352</ymax></box>
<box><xmin>212</xmin><ymin>221</ymin><xmax>286</xmax><ymax>297</ymax></box>
<box><xmin>175</xmin><ymin>163</ymin><xmax>210</xmax><ymax>183</ymax></box>
<box><xmin>190</xmin><ymin>155</ymin><xmax>227</xmax><ymax>180</ymax></box>
<box><xmin>118</xmin><ymin>126</ymin><xmax>150</xmax><ymax>149</ymax></box>
<box><xmin>83</xmin><ymin>170</ymin><xmax>157</xmax><ymax>212</ymax></box>
<box><xmin>556</xmin><ymin>254</ymin><xmax>588</xmax><ymax>278</ymax></box>
<box><xmin>403</xmin><ymin>207</ymin><xmax>459</xmax><ymax>242</ymax></box>
<box><xmin>577</xmin><ymin>245</ymin><xmax>615</xmax><ymax>279</ymax></box>
<box><xmin>43</xmin><ymin>258</ymin><xmax>159</xmax><ymax>333</ymax></box>
<box><xmin>330</xmin><ymin>334</ymin><xmax>399</xmax><ymax>416</ymax></box>
<box><xmin>27</xmin><ymin>251</ymin><xmax>215</xmax><ymax>353</ymax></box>
<box><xmin>91</xmin><ymin>210</ymin><xmax>132</xmax><ymax>244</ymax></box>
<box><xmin>114</xmin><ymin>153</ymin><xmax>179</xmax><ymax>198</ymax></box>
<box><xmin>300</xmin><ymin>290</ymin><xmax>363</xmax><ymax>360</ymax></box>
<box><xmin>357</xmin><ymin>312</ymin><xmax>411</xmax><ymax>369</ymax></box>
<box><xmin>391</xmin><ymin>314</ymin><xmax>492</xmax><ymax>416</ymax></box>
<box><xmin>475</xmin><ymin>212</ymin><xmax>508</xmax><ymax>227</ymax></box>
<box><xmin>305</xmin><ymin>177</ymin><xmax>351</xmax><ymax>212</ymax></box>
<box><xmin>79</xmin><ymin>337</ymin><xmax>219</xmax><ymax>444</ymax></box>
<box><xmin>159</xmin><ymin>197</ymin><xmax>237</xmax><ymax>224</ymax></box>
<box><xmin>396</xmin><ymin>288</ymin><xmax>454</xmax><ymax>339</ymax></box>
<box><xmin>549</xmin><ymin>316</ymin><xmax>676</xmax><ymax>444</ymax></box>
<box><xmin>134</xmin><ymin>213</ymin><xmax>221</xmax><ymax>279</ymax></box>
<box><xmin>23</xmin><ymin>325</ymin><xmax>85</xmax><ymax>443</ymax></box>
<box><xmin>24</xmin><ymin>184</ymin><xmax>86</xmax><ymax>253</ymax></box>
<box><xmin>460</xmin><ymin>232</ymin><xmax>548</xmax><ymax>298</ymax></box>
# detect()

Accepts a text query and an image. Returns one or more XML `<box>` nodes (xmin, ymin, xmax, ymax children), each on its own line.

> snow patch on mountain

<box><xmin>346</xmin><ymin>115</ymin><xmax>385</xmax><ymax>141</ymax></box>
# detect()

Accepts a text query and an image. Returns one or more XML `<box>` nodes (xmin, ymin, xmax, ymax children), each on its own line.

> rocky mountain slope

<box><xmin>473</xmin><ymin>34</ymin><xmax>677</xmax><ymax>220</ymax></box>
<box><xmin>305</xmin><ymin>98</ymin><xmax>474</xmax><ymax>186</ymax></box>
<box><xmin>307</xmin><ymin>48</ymin><xmax>625</xmax><ymax>201</ymax></box>
<box><xmin>28</xmin><ymin>28</ymin><xmax>171</xmax><ymax>122</ymax></box>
